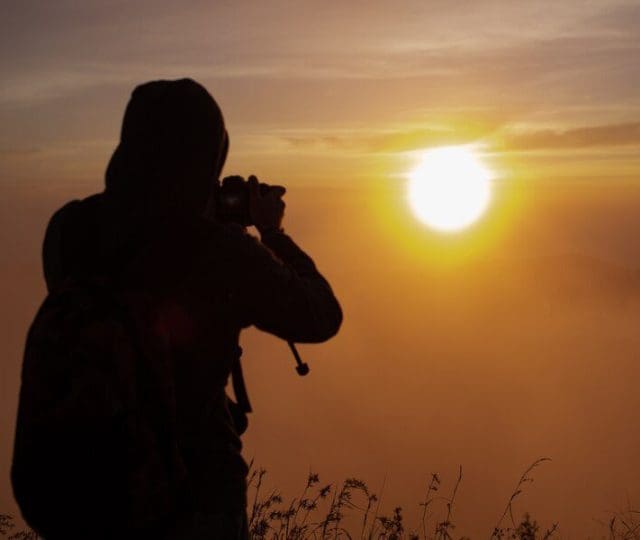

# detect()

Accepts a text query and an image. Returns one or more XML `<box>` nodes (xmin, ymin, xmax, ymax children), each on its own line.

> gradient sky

<box><xmin>2</xmin><ymin>1</ymin><xmax>640</xmax><ymax>537</ymax></box>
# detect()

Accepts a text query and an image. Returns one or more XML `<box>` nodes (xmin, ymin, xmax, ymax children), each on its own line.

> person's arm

<box><xmin>236</xmin><ymin>228</ymin><xmax>342</xmax><ymax>343</ymax></box>
<box><xmin>232</xmin><ymin>176</ymin><xmax>342</xmax><ymax>343</ymax></box>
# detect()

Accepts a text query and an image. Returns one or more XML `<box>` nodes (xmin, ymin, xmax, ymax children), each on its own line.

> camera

<box><xmin>216</xmin><ymin>176</ymin><xmax>310</xmax><ymax>377</ymax></box>
<box><xmin>216</xmin><ymin>175</ymin><xmax>272</xmax><ymax>226</ymax></box>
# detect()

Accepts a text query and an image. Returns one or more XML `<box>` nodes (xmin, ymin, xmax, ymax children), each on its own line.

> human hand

<box><xmin>248</xmin><ymin>175</ymin><xmax>286</xmax><ymax>234</ymax></box>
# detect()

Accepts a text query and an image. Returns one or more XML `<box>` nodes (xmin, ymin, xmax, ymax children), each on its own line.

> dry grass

<box><xmin>2</xmin><ymin>458</ymin><xmax>639</xmax><ymax>539</ymax></box>
<box><xmin>0</xmin><ymin>514</ymin><xmax>37</xmax><ymax>540</ymax></box>
<box><xmin>247</xmin><ymin>459</ymin><xmax>558</xmax><ymax>540</ymax></box>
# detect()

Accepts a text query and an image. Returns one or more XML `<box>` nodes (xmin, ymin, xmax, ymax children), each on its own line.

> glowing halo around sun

<box><xmin>407</xmin><ymin>146</ymin><xmax>493</xmax><ymax>232</ymax></box>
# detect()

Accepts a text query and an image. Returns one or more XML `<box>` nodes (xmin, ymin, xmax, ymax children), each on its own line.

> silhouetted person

<box><xmin>12</xmin><ymin>79</ymin><xmax>342</xmax><ymax>539</ymax></box>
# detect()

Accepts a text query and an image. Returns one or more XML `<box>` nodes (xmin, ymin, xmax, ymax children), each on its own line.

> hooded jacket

<box><xmin>40</xmin><ymin>79</ymin><xmax>342</xmax><ymax>513</ymax></box>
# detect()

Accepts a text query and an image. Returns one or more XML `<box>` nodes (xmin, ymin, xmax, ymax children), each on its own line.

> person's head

<box><xmin>105</xmin><ymin>78</ymin><xmax>228</xmax><ymax>216</ymax></box>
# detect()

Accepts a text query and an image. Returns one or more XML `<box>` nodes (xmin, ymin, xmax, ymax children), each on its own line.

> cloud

<box><xmin>280</xmin><ymin>120</ymin><xmax>640</xmax><ymax>155</ymax></box>
<box><xmin>280</xmin><ymin>116</ymin><xmax>509</xmax><ymax>154</ymax></box>
<box><xmin>282</xmin><ymin>129</ymin><xmax>473</xmax><ymax>153</ymax></box>
<box><xmin>2</xmin><ymin>0</ymin><xmax>639</xmax><ymax>182</ymax></box>
<box><xmin>502</xmin><ymin>121</ymin><xmax>640</xmax><ymax>151</ymax></box>
<box><xmin>589</xmin><ymin>2</ymin><xmax>640</xmax><ymax>36</ymax></box>
<box><xmin>2</xmin><ymin>1</ymin><xmax>639</xmax><ymax>103</ymax></box>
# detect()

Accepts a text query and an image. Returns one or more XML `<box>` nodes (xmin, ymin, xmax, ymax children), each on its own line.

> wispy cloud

<box><xmin>501</xmin><ymin>122</ymin><xmax>640</xmax><ymax>151</ymax></box>
<box><xmin>2</xmin><ymin>0</ymin><xmax>639</xmax><ymax>105</ymax></box>
<box><xmin>1</xmin><ymin>0</ymin><xmax>639</xmax><ymax>182</ymax></box>
<box><xmin>277</xmin><ymin>121</ymin><xmax>640</xmax><ymax>155</ymax></box>
<box><xmin>281</xmin><ymin>124</ymin><xmax>495</xmax><ymax>153</ymax></box>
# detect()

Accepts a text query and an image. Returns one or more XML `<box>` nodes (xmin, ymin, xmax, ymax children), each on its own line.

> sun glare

<box><xmin>407</xmin><ymin>146</ymin><xmax>492</xmax><ymax>232</ymax></box>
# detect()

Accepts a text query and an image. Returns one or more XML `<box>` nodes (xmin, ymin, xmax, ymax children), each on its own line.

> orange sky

<box><xmin>2</xmin><ymin>1</ymin><xmax>640</xmax><ymax>537</ymax></box>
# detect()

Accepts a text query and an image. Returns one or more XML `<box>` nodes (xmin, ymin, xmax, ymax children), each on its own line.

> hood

<box><xmin>105</xmin><ymin>78</ymin><xmax>228</xmax><ymax>217</ymax></box>
<box><xmin>43</xmin><ymin>80</ymin><xmax>229</xmax><ymax>291</ymax></box>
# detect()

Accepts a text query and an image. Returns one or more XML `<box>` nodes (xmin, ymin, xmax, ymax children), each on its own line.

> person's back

<box><xmin>13</xmin><ymin>78</ymin><xmax>342</xmax><ymax>539</ymax></box>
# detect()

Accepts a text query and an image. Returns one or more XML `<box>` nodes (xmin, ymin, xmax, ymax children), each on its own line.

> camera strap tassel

<box><xmin>288</xmin><ymin>341</ymin><xmax>309</xmax><ymax>376</ymax></box>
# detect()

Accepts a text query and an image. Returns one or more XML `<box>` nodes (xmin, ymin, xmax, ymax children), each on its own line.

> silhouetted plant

<box><xmin>0</xmin><ymin>515</ymin><xmax>12</xmax><ymax>536</ymax></box>
<box><xmin>419</xmin><ymin>473</ymin><xmax>441</xmax><ymax>539</ymax></box>
<box><xmin>246</xmin><ymin>459</ymin><xmax>561</xmax><ymax>539</ymax></box>
<box><xmin>0</xmin><ymin>515</ymin><xmax>38</xmax><ymax>539</ymax></box>
<box><xmin>491</xmin><ymin>458</ymin><xmax>558</xmax><ymax>540</ymax></box>
<box><xmin>606</xmin><ymin>505</ymin><xmax>640</xmax><ymax>540</ymax></box>
<box><xmin>8</xmin><ymin>457</ymin><xmax>638</xmax><ymax>538</ymax></box>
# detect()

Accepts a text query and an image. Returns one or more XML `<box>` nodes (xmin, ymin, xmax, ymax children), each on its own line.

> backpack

<box><xmin>11</xmin><ymin>277</ymin><xmax>189</xmax><ymax>539</ymax></box>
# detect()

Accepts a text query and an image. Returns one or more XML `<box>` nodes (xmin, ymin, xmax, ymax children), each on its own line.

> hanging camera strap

<box><xmin>231</xmin><ymin>347</ymin><xmax>252</xmax><ymax>414</ymax></box>
<box><xmin>230</xmin><ymin>342</ymin><xmax>309</xmax><ymax>417</ymax></box>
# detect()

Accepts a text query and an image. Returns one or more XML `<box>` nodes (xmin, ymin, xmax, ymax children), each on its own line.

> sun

<box><xmin>407</xmin><ymin>146</ymin><xmax>492</xmax><ymax>232</ymax></box>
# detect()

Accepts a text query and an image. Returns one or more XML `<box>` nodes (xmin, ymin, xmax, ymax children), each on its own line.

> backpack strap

<box><xmin>230</xmin><ymin>347</ymin><xmax>252</xmax><ymax>414</ymax></box>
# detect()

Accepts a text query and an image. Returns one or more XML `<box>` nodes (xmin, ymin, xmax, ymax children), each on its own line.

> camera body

<box><xmin>216</xmin><ymin>175</ymin><xmax>271</xmax><ymax>226</ymax></box>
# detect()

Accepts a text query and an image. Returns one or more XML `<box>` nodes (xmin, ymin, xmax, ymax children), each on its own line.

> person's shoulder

<box><xmin>47</xmin><ymin>199</ymin><xmax>80</xmax><ymax>228</ymax></box>
<box><xmin>43</xmin><ymin>194</ymin><xmax>106</xmax><ymax>290</ymax></box>
<box><xmin>45</xmin><ymin>194</ymin><xmax>104</xmax><ymax>239</ymax></box>
<box><xmin>49</xmin><ymin>194</ymin><xmax>104</xmax><ymax>226</ymax></box>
